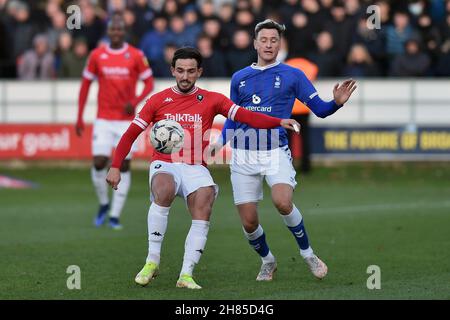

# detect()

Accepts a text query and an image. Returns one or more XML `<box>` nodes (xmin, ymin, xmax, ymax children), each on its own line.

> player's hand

<box><xmin>124</xmin><ymin>103</ymin><xmax>134</xmax><ymax>115</ymax></box>
<box><xmin>280</xmin><ymin>119</ymin><xmax>301</xmax><ymax>134</ymax></box>
<box><xmin>75</xmin><ymin>121</ymin><xmax>84</xmax><ymax>137</ymax></box>
<box><xmin>106</xmin><ymin>168</ymin><xmax>121</xmax><ymax>190</ymax></box>
<box><xmin>333</xmin><ymin>79</ymin><xmax>357</xmax><ymax>106</ymax></box>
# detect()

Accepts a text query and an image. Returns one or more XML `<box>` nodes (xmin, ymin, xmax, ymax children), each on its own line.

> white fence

<box><xmin>1</xmin><ymin>79</ymin><xmax>450</xmax><ymax>125</ymax></box>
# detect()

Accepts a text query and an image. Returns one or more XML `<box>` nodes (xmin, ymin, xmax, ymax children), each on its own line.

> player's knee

<box><xmin>273</xmin><ymin>198</ymin><xmax>293</xmax><ymax>215</ymax></box>
<box><xmin>93</xmin><ymin>157</ymin><xmax>108</xmax><ymax>170</ymax></box>
<box><xmin>242</xmin><ymin>220</ymin><xmax>258</xmax><ymax>233</ymax></box>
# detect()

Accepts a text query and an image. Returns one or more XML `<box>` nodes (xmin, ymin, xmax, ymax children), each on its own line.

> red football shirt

<box><xmin>133</xmin><ymin>86</ymin><xmax>240</xmax><ymax>165</ymax></box>
<box><xmin>82</xmin><ymin>43</ymin><xmax>152</xmax><ymax>120</ymax></box>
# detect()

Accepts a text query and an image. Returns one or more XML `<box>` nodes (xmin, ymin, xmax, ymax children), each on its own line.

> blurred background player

<box><xmin>214</xmin><ymin>20</ymin><xmax>356</xmax><ymax>281</ymax></box>
<box><xmin>106</xmin><ymin>47</ymin><xmax>300</xmax><ymax>289</ymax></box>
<box><xmin>76</xmin><ymin>14</ymin><xmax>154</xmax><ymax>229</ymax></box>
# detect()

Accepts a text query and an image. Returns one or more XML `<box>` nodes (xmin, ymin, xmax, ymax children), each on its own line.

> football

<box><xmin>150</xmin><ymin>119</ymin><xmax>185</xmax><ymax>154</ymax></box>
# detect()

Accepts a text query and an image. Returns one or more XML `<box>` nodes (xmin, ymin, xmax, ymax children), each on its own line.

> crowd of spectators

<box><xmin>1</xmin><ymin>0</ymin><xmax>450</xmax><ymax>79</ymax></box>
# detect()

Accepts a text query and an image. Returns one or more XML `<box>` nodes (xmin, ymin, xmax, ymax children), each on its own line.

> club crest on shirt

<box><xmin>100</xmin><ymin>53</ymin><xmax>108</xmax><ymax>59</ymax></box>
<box><xmin>124</xmin><ymin>52</ymin><xmax>130</xmax><ymax>59</ymax></box>
<box><xmin>274</xmin><ymin>75</ymin><xmax>281</xmax><ymax>88</ymax></box>
<box><xmin>197</xmin><ymin>94</ymin><xmax>203</xmax><ymax>102</ymax></box>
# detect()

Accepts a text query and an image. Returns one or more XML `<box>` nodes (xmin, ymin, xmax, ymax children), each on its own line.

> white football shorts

<box><xmin>92</xmin><ymin>119</ymin><xmax>137</xmax><ymax>159</ymax></box>
<box><xmin>230</xmin><ymin>146</ymin><xmax>297</xmax><ymax>205</ymax></box>
<box><xmin>149</xmin><ymin>160</ymin><xmax>219</xmax><ymax>201</ymax></box>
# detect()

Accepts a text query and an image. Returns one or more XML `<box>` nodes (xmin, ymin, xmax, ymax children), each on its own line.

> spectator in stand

<box><xmin>153</xmin><ymin>42</ymin><xmax>178</xmax><ymax>78</ymax></box>
<box><xmin>54</xmin><ymin>31</ymin><xmax>72</xmax><ymax>73</ymax></box>
<box><xmin>140</xmin><ymin>14</ymin><xmax>169</xmax><ymax>70</ymax></box>
<box><xmin>343</xmin><ymin>44</ymin><xmax>381</xmax><ymax>78</ymax></box>
<box><xmin>416</xmin><ymin>13</ymin><xmax>442</xmax><ymax>64</ymax></box>
<box><xmin>435</xmin><ymin>37</ymin><xmax>450</xmax><ymax>76</ymax></box>
<box><xmin>166</xmin><ymin>15</ymin><xmax>193</xmax><ymax>47</ymax></box>
<box><xmin>279</xmin><ymin>0</ymin><xmax>299</xmax><ymax>25</ymax></box>
<box><xmin>162</xmin><ymin>0</ymin><xmax>179</xmax><ymax>17</ymax></box>
<box><xmin>385</xmin><ymin>11</ymin><xmax>414</xmax><ymax>57</ymax></box>
<box><xmin>375</xmin><ymin>0</ymin><xmax>391</xmax><ymax>28</ymax></box>
<box><xmin>196</xmin><ymin>33</ymin><xmax>227</xmax><ymax>77</ymax></box>
<box><xmin>390</xmin><ymin>37</ymin><xmax>431</xmax><ymax>77</ymax></box>
<box><xmin>343</xmin><ymin>0</ymin><xmax>362</xmax><ymax>26</ymax></box>
<box><xmin>300</xmin><ymin>0</ymin><xmax>328</xmax><ymax>35</ymax></box>
<box><xmin>324</xmin><ymin>2</ymin><xmax>353</xmax><ymax>61</ymax></box>
<box><xmin>308</xmin><ymin>30</ymin><xmax>341</xmax><ymax>77</ymax></box>
<box><xmin>72</xmin><ymin>2</ymin><xmax>105</xmax><ymax>50</ymax></box>
<box><xmin>130</xmin><ymin>0</ymin><xmax>156</xmax><ymax>42</ymax></box>
<box><xmin>59</xmin><ymin>37</ymin><xmax>89</xmax><ymax>78</ymax></box>
<box><xmin>184</xmin><ymin>6</ymin><xmax>202</xmax><ymax>45</ymax></box>
<box><xmin>203</xmin><ymin>17</ymin><xmax>227</xmax><ymax>50</ymax></box>
<box><xmin>250</xmin><ymin>0</ymin><xmax>266</xmax><ymax>22</ymax></box>
<box><xmin>226</xmin><ymin>28</ymin><xmax>256</xmax><ymax>75</ymax></box>
<box><xmin>352</xmin><ymin>16</ymin><xmax>387</xmax><ymax>75</ymax></box>
<box><xmin>234</xmin><ymin>9</ymin><xmax>256</xmax><ymax>34</ymax></box>
<box><xmin>6</xmin><ymin>0</ymin><xmax>36</xmax><ymax>60</ymax></box>
<box><xmin>18</xmin><ymin>33</ymin><xmax>55</xmax><ymax>80</ymax></box>
<box><xmin>123</xmin><ymin>8</ymin><xmax>139</xmax><ymax>46</ymax></box>
<box><xmin>198</xmin><ymin>0</ymin><xmax>216</xmax><ymax>21</ymax></box>
<box><xmin>46</xmin><ymin>9</ymin><xmax>67</xmax><ymax>52</ymax></box>
<box><xmin>287</xmin><ymin>11</ymin><xmax>315</xmax><ymax>59</ymax></box>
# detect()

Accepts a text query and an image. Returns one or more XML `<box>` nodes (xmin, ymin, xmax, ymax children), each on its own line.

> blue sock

<box><xmin>243</xmin><ymin>225</ymin><xmax>274</xmax><ymax>260</ymax></box>
<box><xmin>248</xmin><ymin>232</ymin><xmax>270</xmax><ymax>257</ymax></box>
<box><xmin>281</xmin><ymin>206</ymin><xmax>313</xmax><ymax>255</ymax></box>
<box><xmin>288</xmin><ymin>220</ymin><xmax>310</xmax><ymax>250</ymax></box>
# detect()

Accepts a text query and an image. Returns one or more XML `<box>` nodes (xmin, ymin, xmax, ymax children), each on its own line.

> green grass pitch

<box><xmin>0</xmin><ymin>163</ymin><xmax>449</xmax><ymax>299</ymax></box>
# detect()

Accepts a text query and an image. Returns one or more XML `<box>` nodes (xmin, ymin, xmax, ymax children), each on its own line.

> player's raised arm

<box><xmin>295</xmin><ymin>70</ymin><xmax>357</xmax><ymax>118</ymax></box>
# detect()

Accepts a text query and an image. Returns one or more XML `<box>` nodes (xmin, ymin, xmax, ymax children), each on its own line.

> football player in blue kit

<box><xmin>212</xmin><ymin>19</ymin><xmax>357</xmax><ymax>281</ymax></box>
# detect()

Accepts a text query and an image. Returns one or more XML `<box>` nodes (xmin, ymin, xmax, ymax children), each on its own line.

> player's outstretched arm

<box><xmin>106</xmin><ymin>123</ymin><xmax>143</xmax><ymax>190</ymax></box>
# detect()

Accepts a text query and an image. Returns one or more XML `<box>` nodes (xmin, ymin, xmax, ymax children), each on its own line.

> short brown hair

<box><xmin>254</xmin><ymin>19</ymin><xmax>286</xmax><ymax>38</ymax></box>
<box><xmin>171</xmin><ymin>47</ymin><xmax>203</xmax><ymax>68</ymax></box>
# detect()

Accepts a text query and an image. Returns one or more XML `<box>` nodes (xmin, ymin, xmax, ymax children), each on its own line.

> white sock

<box><xmin>280</xmin><ymin>206</ymin><xmax>302</xmax><ymax>227</ymax></box>
<box><xmin>109</xmin><ymin>171</ymin><xmax>131</xmax><ymax>218</ymax></box>
<box><xmin>180</xmin><ymin>220</ymin><xmax>210</xmax><ymax>276</ymax></box>
<box><xmin>91</xmin><ymin>167</ymin><xmax>109</xmax><ymax>205</ymax></box>
<box><xmin>281</xmin><ymin>206</ymin><xmax>314</xmax><ymax>258</ymax></box>
<box><xmin>243</xmin><ymin>225</ymin><xmax>276</xmax><ymax>264</ymax></box>
<box><xmin>146</xmin><ymin>203</ymin><xmax>170</xmax><ymax>264</ymax></box>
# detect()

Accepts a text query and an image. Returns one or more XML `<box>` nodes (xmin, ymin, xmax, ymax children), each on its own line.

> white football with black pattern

<box><xmin>150</xmin><ymin>119</ymin><xmax>185</xmax><ymax>154</ymax></box>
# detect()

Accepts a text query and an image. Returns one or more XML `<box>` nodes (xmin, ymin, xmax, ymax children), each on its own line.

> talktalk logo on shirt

<box><xmin>164</xmin><ymin>113</ymin><xmax>202</xmax><ymax>122</ymax></box>
<box><xmin>101</xmin><ymin>67</ymin><xmax>130</xmax><ymax>76</ymax></box>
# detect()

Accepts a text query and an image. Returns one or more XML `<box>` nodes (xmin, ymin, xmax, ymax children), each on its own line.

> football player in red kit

<box><xmin>106</xmin><ymin>47</ymin><xmax>300</xmax><ymax>289</ymax></box>
<box><xmin>76</xmin><ymin>14</ymin><xmax>154</xmax><ymax>229</ymax></box>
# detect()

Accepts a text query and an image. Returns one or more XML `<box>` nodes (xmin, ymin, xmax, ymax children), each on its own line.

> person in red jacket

<box><xmin>106</xmin><ymin>47</ymin><xmax>300</xmax><ymax>289</ymax></box>
<box><xmin>76</xmin><ymin>14</ymin><xmax>154</xmax><ymax>230</ymax></box>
